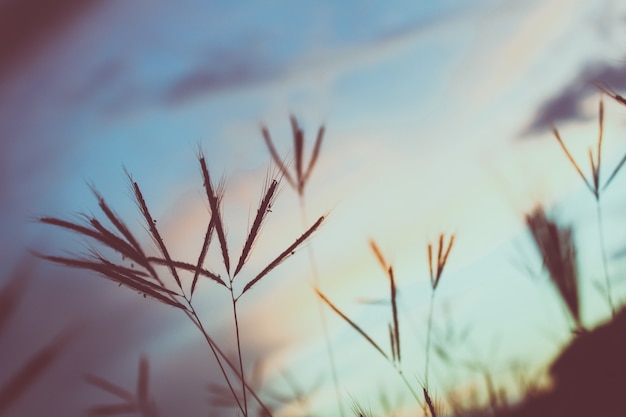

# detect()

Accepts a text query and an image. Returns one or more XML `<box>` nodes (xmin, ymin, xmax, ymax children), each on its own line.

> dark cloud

<box><xmin>163</xmin><ymin>51</ymin><xmax>282</xmax><ymax>106</ymax></box>
<box><xmin>523</xmin><ymin>59</ymin><xmax>626</xmax><ymax>136</ymax></box>
<box><xmin>0</xmin><ymin>0</ymin><xmax>106</xmax><ymax>83</ymax></box>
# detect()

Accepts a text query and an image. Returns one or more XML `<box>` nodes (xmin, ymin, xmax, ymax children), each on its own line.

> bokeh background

<box><xmin>2</xmin><ymin>1</ymin><xmax>626</xmax><ymax>416</ymax></box>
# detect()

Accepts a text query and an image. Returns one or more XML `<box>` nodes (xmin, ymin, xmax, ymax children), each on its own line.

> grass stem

<box><xmin>596</xmin><ymin>202</ymin><xmax>615</xmax><ymax>317</ymax></box>
<box><xmin>230</xmin><ymin>291</ymin><xmax>248</xmax><ymax>416</ymax></box>
<box><xmin>299</xmin><ymin>196</ymin><xmax>346</xmax><ymax>417</ymax></box>
<box><xmin>424</xmin><ymin>291</ymin><xmax>436</xmax><ymax>388</ymax></box>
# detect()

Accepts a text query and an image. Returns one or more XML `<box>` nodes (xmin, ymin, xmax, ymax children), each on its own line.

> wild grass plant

<box><xmin>262</xmin><ymin>117</ymin><xmax>346</xmax><ymax>417</ymax></box>
<box><xmin>551</xmin><ymin>96</ymin><xmax>626</xmax><ymax>317</ymax></box>
<box><xmin>525</xmin><ymin>207</ymin><xmax>583</xmax><ymax>333</ymax></box>
<box><xmin>37</xmin><ymin>152</ymin><xmax>324</xmax><ymax>417</ymax></box>
<box><xmin>25</xmin><ymin>86</ymin><xmax>626</xmax><ymax>417</ymax></box>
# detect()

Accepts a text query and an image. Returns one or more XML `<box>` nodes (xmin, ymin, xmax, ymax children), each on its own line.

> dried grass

<box><xmin>525</xmin><ymin>207</ymin><xmax>583</xmax><ymax>331</ymax></box>
<box><xmin>39</xmin><ymin>153</ymin><xmax>325</xmax><ymax>417</ymax></box>
<box><xmin>261</xmin><ymin>116</ymin><xmax>325</xmax><ymax>196</ymax></box>
<box><xmin>552</xmin><ymin>98</ymin><xmax>620</xmax><ymax>315</ymax></box>
<box><xmin>85</xmin><ymin>356</ymin><xmax>160</xmax><ymax>417</ymax></box>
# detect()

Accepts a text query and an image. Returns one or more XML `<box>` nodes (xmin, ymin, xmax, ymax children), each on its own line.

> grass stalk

<box><xmin>424</xmin><ymin>234</ymin><xmax>455</xmax><ymax>388</ymax></box>
<box><xmin>230</xmin><ymin>291</ymin><xmax>248</xmax><ymax>416</ymax></box>
<box><xmin>262</xmin><ymin>116</ymin><xmax>345</xmax><ymax>417</ymax></box>
<box><xmin>424</xmin><ymin>292</ymin><xmax>436</xmax><ymax>388</ymax></box>
<box><xmin>300</xmin><ymin>197</ymin><xmax>346</xmax><ymax>417</ymax></box>
<box><xmin>552</xmin><ymin>99</ymin><xmax>618</xmax><ymax>317</ymax></box>
<box><xmin>316</xmin><ymin>289</ymin><xmax>424</xmax><ymax>408</ymax></box>
<box><xmin>595</xmin><ymin>202</ymin><xmax>615</xmax><ymax>316</ymax></box>
<box><xmin>185</xmin><ymin>301</ymin><xmax>245</xmax><ymax>414</ymax></box>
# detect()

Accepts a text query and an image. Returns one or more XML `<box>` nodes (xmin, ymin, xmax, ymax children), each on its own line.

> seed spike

<box><xmin>199</xmin><ymin>156</ymin><xmax>231</xmax><ymax>275</ymax></box>
<box><xmin>241</xmin><ymin>215</ymin><xmax>324</xmax><ymax>297</ymax></box>
<box><xmin>388</xmin><ymin>266</ymin><xmax>401</xmax><ymax>363</ymax></box>
<box><xmin>261</xmin><ymin>125</ymin><xmax>295</xmax><ymax>188</ymax></box>
<box><xmin>552</xmin><ymin>127</ymin><xmax>596</xmax><ymax>197</ymax></box>
<box><xmin>303</xmin><ymin>125</ymin><xmax>325</xmax><ymax>186</ymax></box>
<box><xmin>234</xmin><ymin>179</ymin><xmax>278</xmax><ymax>277</ymax></box>
<box><xmin>603</xmin><ymin>153</ymin><xmax>626</xmax><ymax>191</ymax></box>
<box><xmin>316</xmin><ymin>289</ymin><xmax>389</xmax><ymax>361</ymax></box>
<box><xmin>369</xmin><ymin>239</ymin><xmax>388</xmax><ymax>271</ymax></box>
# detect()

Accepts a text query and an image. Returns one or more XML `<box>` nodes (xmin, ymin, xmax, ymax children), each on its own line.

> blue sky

<box><xmin>2</xmin><ymin>1</ymin><xmax>626</xmax><ymax>416</ymax></box>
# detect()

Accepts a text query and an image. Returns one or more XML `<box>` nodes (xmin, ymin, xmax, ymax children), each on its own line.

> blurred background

<box><xmin>2</xmin><ymin>0</ymin><xmax>626</xmax><ymax>416</ymax></box>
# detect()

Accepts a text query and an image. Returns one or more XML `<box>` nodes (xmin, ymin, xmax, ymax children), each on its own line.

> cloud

<box><xmin>163</xmin><ymin>55</ymin><xmax>279</xmax><ymax>106</ymax></box>
<box><xmin>523</xmin><ymin>59</ymin><xmax>626</xmax><ymax>135</ymax></box>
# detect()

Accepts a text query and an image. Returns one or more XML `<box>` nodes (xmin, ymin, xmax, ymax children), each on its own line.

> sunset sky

<box><xmin>2</xmin><ymin>1</ymin><xmax>626</xmax><ymax>416</ymax></box>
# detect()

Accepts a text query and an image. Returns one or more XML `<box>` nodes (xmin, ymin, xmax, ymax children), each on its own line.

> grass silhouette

<box><xmin>37</xmin><ymin>152</ymin><xmax>324</xmax><ymax>417</ymax></box>
<box><xmin>16</xmin><ymin>85</ymin><xmax>626</xmax><ymax>416</ymax></box>
<box><xmin>262</xmin><ymin>116</ymin><xmax>346</xmax><ymax>417</ymax></box>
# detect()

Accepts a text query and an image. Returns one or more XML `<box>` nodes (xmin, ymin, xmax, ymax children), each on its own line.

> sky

<box><xmin>2</xmin><ymin>1</ymin><xmax>626</xmax><ymax>416</ymax></box>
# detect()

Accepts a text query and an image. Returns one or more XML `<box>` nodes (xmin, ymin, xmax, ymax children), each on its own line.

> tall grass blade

<box><xmin>303</xmin><ymin>125</ymin><xmax>325</xmax><ymax>186</ymax></box>
<box><xmin>596</xmin><ymin>100</ymin><xmax>604</xmax><ymax>188</ymax></box>
<box><xmin>428</xmin><ymin>243</ymin><xmax>434</xmax><ymax>287</ymax></box>
<box><xmin>435</xmin><ymin>234</ymin><xmax>444</xmax><ymax>281</ymax></box>
<box><xmin>192</xmin><ymin>217</ymin><xmax>215</xmax><ymax>296</ymax></box>
<box><xmin>241</xmin><ymin>215</ymin><xmax>324</xmax><ymax>296</ymax></box>
<box><xmin>525</xmin><ymin>207</ymin><xmax>582</xmax><ymax>330</ymax></box>
<box><xmin>90</xmin><ymin>186</ymin><xmax>146</xmax><ymax>260</ymax></box>
<box><xmin>316</xmin><ymin>289</ymin><xmax>389</xmax><ymax>361</ymax></box>
<box><xmin>596</xmin><ymin>83</ymin><xmax>626</xmax><ymax>107</ymax></box>
<box><xmin>552</xmin><ymin>128</ymin><xmax>595</xmax><ymax>197</ymax></box>
<box><xmin>602</xmin><ymin>153</ymin><xmax>626</xmax><ymax>191</ymax></box>
<box><xmin>389</xmin><ymin>323</ymin><xmax>397</xmax><ymax>363</ymax></box>
<box><xmin>137</xmin><ymin>356</ymin><xmax>149</xmax><ymax>406</ymax></box>
<box><xmin>38</xmin><ymin>254</ymin><xmax>186</xmax><ymax>309</ymax></box>
<box><xmin>234</xmin><ymin>179</ymin><xmax>278</xmax><ymax>277</ymax></box>
<box><xmin>261</xmin><ymin>126</ymin><xmax>295</xmax><ymax>188</ymax></box>
<box><xmin>84</xmin><ymin>374</ymin><xmax>134</xmax><ymax>402</ymax></box>
<box><xmin>130</xmin><ymin>179</ymin><xmax>182</xmax><ymax>289</ymax></box>
<box><xmin>369</xmin><ymin>239</ymin><xmax>388</xmax><ymax>271</ymax></box>
<box><xmin>423</xmin><ymin>387</ymin><xmax>438</xmax><ymax>417</ymax></box>
<box><xmin>147</xmin><ymin>257</ymin><xmax>224</xmax><ymax>287</ymax></box>
<box><xmin>388</xmin><ymin>266</ymin><xmax>401</xmax><ymax>363</ymax></box>
<box><xmin>290</xmin><ymin>115</ymin><xmax>304</xmax><ymax>193</ymax></box>
<box><xmin>440</xmin><ymin>235</ymin><xmax>455</xmax><ymax>278</ymax></box>
<box><xmin>0</xmin><ymin>261</ymin><xmax>30</xmax><ymax>342</ymax></box>
<box><xmin>199</xmin><ymin>156</ymin><xmax>231</xmax><ymax>275</ymax></box>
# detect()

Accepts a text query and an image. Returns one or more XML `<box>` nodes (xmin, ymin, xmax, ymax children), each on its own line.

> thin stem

<box><xmin>186</xmin><ymin>301</ymin><xmax>274</xmax><ymax>417</ymax></box>
<box><xmin>596</xmin><ymin>202</ymin><xmax>615</xmax><ymax>317</ymax></box>
<box><xmin>424</xmin><ymin>291</ymin><xmax>436</xmax><ymax>388</ymax></box>
<box><xmin>185</xmin><ymin>304</ymin><xmax>244</xmax><ymax>414</ymax></box>
<box><xmin>299</xmin><ymin>196</ymin><xmax>345</xmax><ymax>417</ymax></box>
<box><xmin>231</xmin><ymin>291</ymin><xmax>248</xmax><ymax>416</ymax></box>
<box><xmin>396</xmin><ymin>367</ymin><xmax>425</xmax><ymax>408</ymax></box>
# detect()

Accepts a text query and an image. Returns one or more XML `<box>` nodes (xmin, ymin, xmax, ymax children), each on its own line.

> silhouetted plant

<box><xmin>37</xmin><ymin>154</ymin><xmax>324</xmax><ymax>417</ymax></box>
<box><xmin>525</xmin><ymin>207</ymin><xmax>583</xmax><ymax>332</ymax></box>
<box><xmin>316</xmin><ymin>243</ymin><xmax>424</xmax><ymax>409</ymax></box>
<box><xmin>84</xmin><ymin>356</ymin><xmax>159</xmax><ymax>417</ymax></box>
<box><xmin>551</xmin><ymin>99</ymin><xmax>625</xmax><ymax>316</ymax></box>
<box><xmin>262</xmin><ymin>116</ymin><xmax>347</xmax><ymax>417</ymax></box>
<box><xmin>424</xmin><ymin>234</ymin><xmax>455</xmax><ymax>389</ymax></box>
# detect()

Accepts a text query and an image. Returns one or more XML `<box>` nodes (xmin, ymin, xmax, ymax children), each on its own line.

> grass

<box><xmin>263</xmin><ymin>116</ymin><xmax>346</xmax><ymax>417</ymax></box>
<box><xmin>6</xmin><ymin>85</ymin><xmax>625</xmax><ymax>416</ymax></box>
<box><xmin>551</xmin><ymin>97</ymin><xmax>626</xmax><ymax>317</ymax></box>
<box><xmin>84</xmin><ymin>356</ymin><xmax>159</xmax><ymax>417</ymax></box>
<box><xmin>36</xmin><ymin>151</ymin><xmax>324</xmax><ymax>417</ymax></box>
